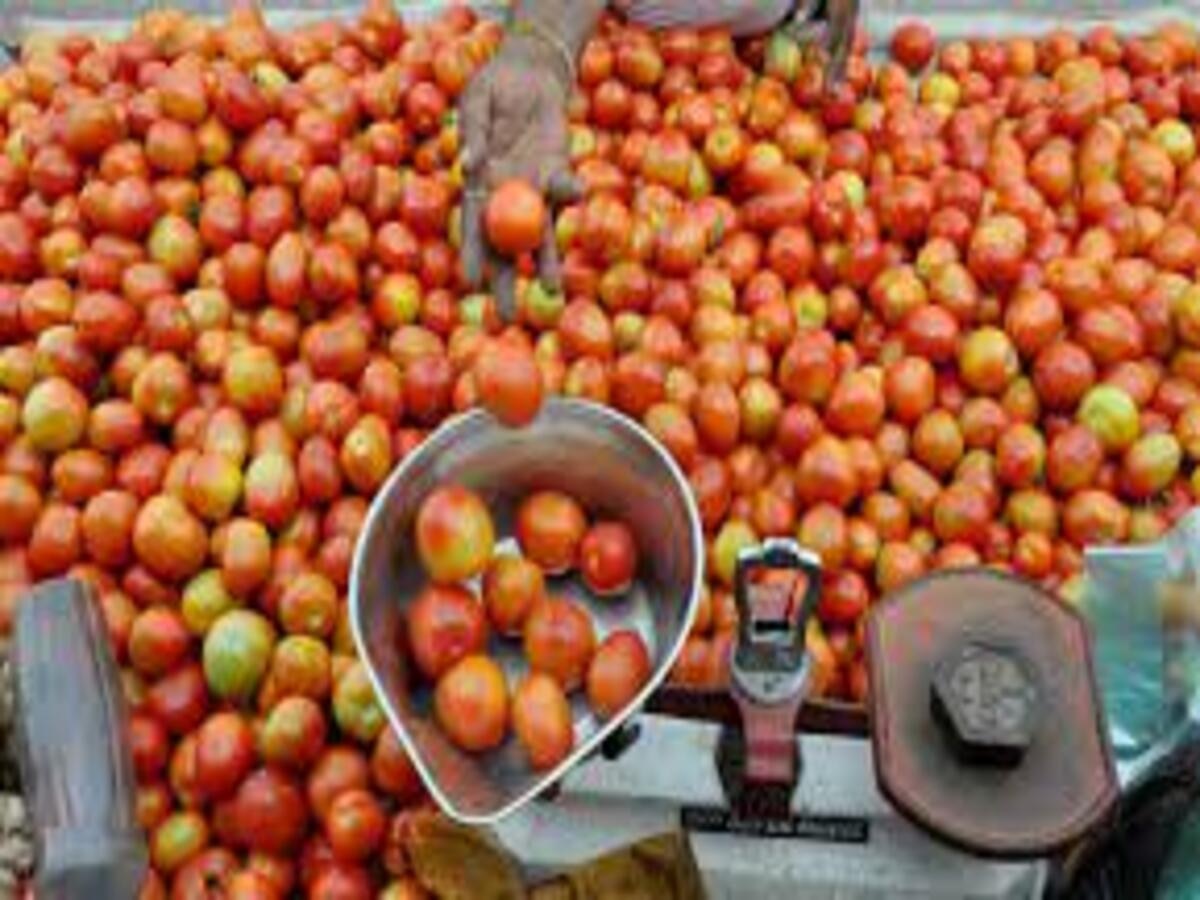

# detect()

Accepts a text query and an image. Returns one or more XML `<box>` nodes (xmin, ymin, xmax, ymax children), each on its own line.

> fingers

<box><xmin>824</xmin><ymin>0</ymin><xmax>859</xmax><ymax>85</ymax></box>
<box><xmin>539</xmin><ymin>107</ymin><xmax>576</xmax><ymax>294</ymax></box>
<box><xmin>461</xmin><ymin>193</ymin><xmax>487</xmax><ymax>291</ymax></box>
<box><xmin>466</xmin><ymin>196</ymin><xmax>521</xmax><ymax>321</ymax></box>
<box><xmin>490</xmin><ymin>254</ymin><xmax>519</xmax><ymax>324</ymax></box>
<box><xmin>460</xmin><ymin>72</ymin><xmax>575</xmax><ymax>321</ymax></box>
<box><xmin>459</xmin><ymin>80</ymin><xmax>492</xmax><ymax>290</ymax></box>
<box><xmin>536</xmin><ymin>164</ymin><xmax>578</xmax><ymax>294</ymax></box>
<box><xmin>780</xmin><ymin>0</ymin><xmax>857</xmax><ymax>86</ymax></box>
<box><xmin>458</xmin><ymin>77</ymin><xmax>492</xmax><ymax>179</ymax></box>
<box><xmin>784</xmin><ymin>17</ymin><xmax>824</xmax><ymax>47</ymax></box>
<box><xmin>537</xmin><ymin>213</ymin><xmax>562</xmax><ymax>295</ymax></box>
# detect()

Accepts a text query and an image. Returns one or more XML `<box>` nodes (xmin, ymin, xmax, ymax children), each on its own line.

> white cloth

<box><xmin>614</xmin><ymin>0</ymin><xmax>797</xmax><ymax>37</ymax></box>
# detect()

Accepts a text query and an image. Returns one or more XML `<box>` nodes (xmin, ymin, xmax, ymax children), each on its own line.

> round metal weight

<box><xmin>867</xmin><ymin>569</ymin><xmax>1118</xmax><ymax>858</ymax></box>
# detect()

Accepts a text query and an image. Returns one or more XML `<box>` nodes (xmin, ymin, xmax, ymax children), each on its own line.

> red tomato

<box><xmin>484</xmin><ymin>180</ymin><xmax>545</xmax><ymax>257</ymax></box>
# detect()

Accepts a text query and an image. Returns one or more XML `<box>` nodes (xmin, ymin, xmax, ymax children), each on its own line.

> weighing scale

<box><xmin>3</xmin><ymin>482</ymin><xmax>1200</xmax><ymax>900</ymax></box>
<box><xmin>493</xmin><ymin>519</ymin><xmax>1200</xmax><ymax>900</ymax></box>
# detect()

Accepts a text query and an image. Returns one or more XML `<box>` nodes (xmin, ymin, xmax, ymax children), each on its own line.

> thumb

<box><xmin>459</xmin><ymin>76</ymin><xmax>492</xmax><ymax>178</ymax></box>
<box><xmin>461</xmin><ymin>186</ymin><xmax>487</xmax><ymax>290</ymax></box>
<box><xmin>459</xmin><ymin>77</ymin><xmax>492</xmax><ymax>289</ymax></box>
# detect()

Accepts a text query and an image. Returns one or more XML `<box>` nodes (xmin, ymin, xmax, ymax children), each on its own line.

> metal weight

<box><xmin>930</xmin><ymin>640</ymin><xmax>1041</xmax><ymax>770</ymax></box>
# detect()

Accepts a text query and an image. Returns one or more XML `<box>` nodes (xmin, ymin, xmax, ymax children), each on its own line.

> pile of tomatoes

<box><xmin>411</xmin><ymin>484</ymin><xmax>651</xmax><ymax>769</ymax></box>
<box><xmin>2</xmin><ymin>0</ymin><xmax>1200</xmax><ymax>895</ymax></box>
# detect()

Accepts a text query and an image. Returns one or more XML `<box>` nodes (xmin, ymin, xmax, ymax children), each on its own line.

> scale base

<box><xmin>493</xmin><ymin>716</ymin><xmax>1047</xmax><ymax>899</ymax></box>
<box><xmin>715</xmin><ymin>725</ymin><xmax>798</xmax><ymax>824</ymax></box>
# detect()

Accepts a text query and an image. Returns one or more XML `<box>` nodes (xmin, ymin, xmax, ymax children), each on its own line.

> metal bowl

<box><xmin>349</xmin><ymin>398</ymin><xmax>705</xmax><ymax>825</ymax></box>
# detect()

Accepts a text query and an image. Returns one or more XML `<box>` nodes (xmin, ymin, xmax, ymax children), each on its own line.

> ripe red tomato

<box><xmin>515</xmin><ymin>491</ymin><xmax>588</xmax><ymax>575</ymax></box>
<box><xmin>129</xmin><ymin>713</ymin><xmax>170</xmax><ymax>781</ymax></box>
<box><xmin>484</xmin><ymin>180</ymin><xmax>546</xmax><ymax>257</ymax></box>
<box><xmin>405</xmin><ymin>584</ymin><xmax>489</xmax><ymax>681</ymax></box>
<box><xmin>306</xmin><ymin>747</ymin><xmax>371</xmax><ymax>825</ymax></box>
<box><xmin>414</xmin><ymin>485</ymin><xmax>495</xmax><ymax>584</ymax></box>
<box><xmin>891</xmin><ymin>21</ymin><xmax>936</xmax><ymax>72</ymax></box>
<box><xmin>194</xmin><ymin>712</ymin><xmax>257</xmax><ymax>800</ymax></box>
<box><xmin>523</xmin><ymin>598</ymin><xmax>596</xmax><ymax>692</ymax></box>
<box><xmin>474</xmin><ymin>340</ymin><xmax>544</xmax><ymax>428</ymax></box>
<box><xmin>172</xmin><ymin>848</ymin><xmax>238</xmax><ymax>900</ymax></box>
<box><xmin>579</xmin><ymin>521</ymin><xmax>639</xmax><ymax>596</ymax></box>
<box><xmin>371</xmin><ymin>728</ymin><xmax>425</xmax><ymax>803</ymax></box>
<box><xmin>482</xmin><ymin>555</ymin><xmax>545</xmax><ymax>637</ymax></box>
<box><xmin>325</xmin><ymin>789</ymin><xmax>388</xmax><ymax>863</ymax></box>
<box><xmin>145</xmin><ymin>663</ymin><xmax>209</xmax><ymax>736</ymax></box>
<box><xmin>511</xmin><ymin>673</ymin><xmax>575</xmax><ymax>771</ymax></box>
<box><xmin>309</xmin><ymin>865</ymin><xmax>373</xmax><ymax>900</ymax></box>
<box><xmin>229</xmin><ymin>768</ymin><xmax>309</xmax><ymax>855</ymax></box>
<box><xmin>433</xmin><ymin>654</ymin><xmax>509</xmax><ymax>753</ymax></box>
<box><xmin>586</xmin><ymin>630</ymin><xmax>652</xmax><ymax>720</ymax></box>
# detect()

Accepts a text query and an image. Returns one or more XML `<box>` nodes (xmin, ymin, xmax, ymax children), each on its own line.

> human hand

<box><xmin>458</xmin><ymin>34</ymin><xmax>580</xmax><ymax>321</ymax></box>
<box><xmin>616</xmin><ymin>0</ymin><xmax>860</xmax><ymax>85</ymax></box>
<box><xmin>785</xmin><ymin>0</ymin><xmax>861</xmax><ymax>86</ymax></box>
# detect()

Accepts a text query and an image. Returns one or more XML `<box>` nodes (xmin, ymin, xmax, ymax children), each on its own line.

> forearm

<box><xmin>512</xmin><ymin>0</ymin><xmax>609</xmax><ymax>61</ymax></box>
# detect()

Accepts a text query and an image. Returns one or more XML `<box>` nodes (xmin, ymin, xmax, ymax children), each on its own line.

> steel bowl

<box><xmin>349</xmin><ymin>398</ymin><xmax>704</xmax><ymax>825</ymax></box>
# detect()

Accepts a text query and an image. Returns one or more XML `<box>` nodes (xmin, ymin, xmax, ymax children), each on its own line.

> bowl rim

<box><xmin>348</xmin><ymin>397</ymin><xmax>707</xmax><ymax>825</ymax></box>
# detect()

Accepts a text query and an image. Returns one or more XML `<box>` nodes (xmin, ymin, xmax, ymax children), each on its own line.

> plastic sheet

<box><xmin>1082</xmin><ymin>512</ymin><xmax>1200</xmax><ymax>765</ymax></box>
<box><xmin>863</xmin><ymin>0</ymin><xmax>1200</xmax><ymax>45</ymax></box>
<box><xmin>0</xmin><ymin>0</ymin><xmax>510</xmax><ymax>44</ymax></box>
<box><xmin>1082</xmin><ymin>543</ymin><xmax>1180</xmax><ymax>763</ymax></box>
<box><xmin>1080</xmin><ymin>513</ymin><xmax>1200</xmax><ymax>898</ymax></box>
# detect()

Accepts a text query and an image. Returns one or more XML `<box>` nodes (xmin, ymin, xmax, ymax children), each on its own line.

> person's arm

<box><xmin>458</xmin><ymin>0</ymin><xmax>606</xmax><ymax>319</ymax></box>
<box><xmin>618</xmin><ymin>0</ymin><xmax>858</xmax><ymax>74</ymax></box>
<box><xmin>459</xmin><ymin>0</ymin><xmax>860</xmax><ymax>320</ymax></box>
<box><xmin>512</xmin><ymin>0</ymin><xmax>609</xmax><ymax>67</ymax></box>
<box><xmin>788</xmin><ymin>0</ymin><xmax>860</xmax><ymax>84</ymax></box>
